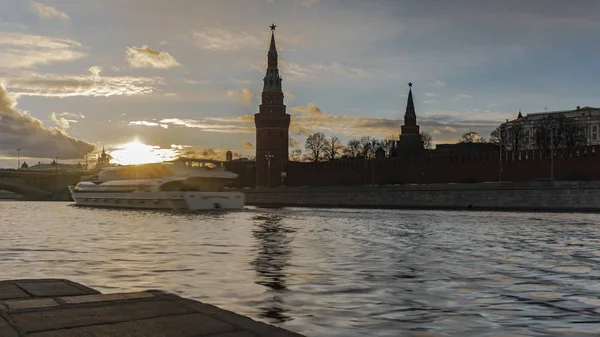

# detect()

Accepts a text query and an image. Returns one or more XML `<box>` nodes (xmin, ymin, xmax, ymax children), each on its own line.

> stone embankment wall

<box><xmin>240</xmin><ymin>181</ymin><xmax>600</xmax><ymax>212</ymax></box>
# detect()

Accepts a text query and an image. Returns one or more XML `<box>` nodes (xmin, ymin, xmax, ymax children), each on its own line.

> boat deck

<box><xmin>0</xmin><ymin>279</ymin><xmax>304</xmax><ymax>337</ymax></box>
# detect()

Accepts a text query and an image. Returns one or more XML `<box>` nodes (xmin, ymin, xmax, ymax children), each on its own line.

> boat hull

<box><xmin>69</xmin><ymin>188</ymin><xmax>245</xmax><ymax>211</ymax></box>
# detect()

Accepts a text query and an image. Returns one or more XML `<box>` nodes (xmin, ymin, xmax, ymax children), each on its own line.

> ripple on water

<box><xmin>2</xmin><ymin>202</ymin><xmax>600</xmax><ymax>337</ymax></box>
<box><xmin>555</xmin><ymin>266</ymin><xmax>592</xmax><ymax>273</ymax></box>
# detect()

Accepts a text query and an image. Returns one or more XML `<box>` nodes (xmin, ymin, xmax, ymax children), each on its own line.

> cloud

<box><xmin>0</xmin><ymin>20</ymin><xmax>28</xmax><ymax>30</ymax></box>
<box><xmin>192</xmin><ymin>28</ymin><xmax>263</xmax><ymax>51</ymax></box>
<box><xmin>226</xmin><ymin>88</ymin><xmax>254</xmax><ymax>106</ymax></box>
<box><xmin>89</xmin><ymin>66</ymin><xmax>102</xmax><ymax>77</ymax></box>
<box><xmin>49</xmin><ymin>112</ymin><xmax>84</xmax><ymax>130</ymax></box>
<box><xmin>457</xmin><ymin>93</ymin><xmax>472</xmax><ymax>98</ymax></box>
<box><xmin>126</xmin><ymin>45</ymin><xmax>182</xmax><ymax>69</ymax></box>
<box><xmin>243</xmin><ymin>142</ymin><xmax>254</xmax><ymax>150</ymax></box>
<box><xmin>0</xmin><ymin>84</ymin><xmax>94</xmax><ymax>159</ymax></box>
<box><xmin>129</xmin><ymin>121</ymin><xmax>169</xmax><ymax>129</ymax></box>
<box><xmin>290</xmin><ymin>103</ymin><xmax>324</xmax><ymax>117</ymax></box>
<box><xmin>0</xmin><ymin>33</ymin><xmax>86</xmax><ymax>69</ymax></box>
<box><xmin>424</xmin><ymin>92</ymin><xmax>437</xmax><ymax>97</ymax></box>
<box><xmin>284</xmin><ymin>91</ymin><xmax>295</xmax><ymax>102</ymax></box>
<box><xmin>300</xmin><ymin>0</ymin><xmax>319</xmax><ymax>7</ymax></box>
<box><xmin>3</xmin><ymin>70</ymin><xmax>163</xmax><ymax>98</ymax></box>
<box><xmin>289</xmin><ymin>137</ymin><xmax>300</xmax><ymax>148</ymax></box>
<box><xmin>432</xmin><ymin>80</ymin><xmax>446</xmax><ymax>87</ymax></box>
<box><xmin>280</xmin><ymin>61</ymin><xmax>373</xmax><ymax>80</ymax></box>
<box><xmin>29</xmin><ymin>1</ymin><xmax>69</xmax><ymax>20</ymax></box>
<box><xmin>133</xmin><ymin>116</ymin><xmax>255</xmax><ymax>134</ymax></box>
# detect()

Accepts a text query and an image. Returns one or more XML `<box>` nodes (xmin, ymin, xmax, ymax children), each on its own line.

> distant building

<box><xmin>395</xmin><ymin>83</ymin><xmax>423</xmax><ymax>157</ymax></box>
<box><xmin>20</xmin><ymin>161</ymin><xmax>28</xmax><ymax>169</ymax></box>
<box><xmin>226</xmin><ymin>151</ymin><xmax>233</xmax><ymax>162</ymax></box>
<box><xmin>96</xmin><ymin>147</ymin><xmax>111</xmax><ymax>169</ymax></box>
<box><xmin>28</xmin><ymin>161</ymin><xmax>84</xmax><ymax>171</ymax></box>
<box><xmin>501</xmin><ymin>106</ymin><xmax>600</xmax><ymax>151</ymax></box>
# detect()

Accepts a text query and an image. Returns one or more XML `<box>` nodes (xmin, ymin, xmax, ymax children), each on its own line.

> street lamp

<box><xmin>265</xmin><ymin>153</ymin><xmax>275</xmax><ymax>187</ymax></box>
<box><xmin>54</xmin><ymin>156</ymin><xmax>59</xmax><ymax>173</ymax></box>
<box><xmin>498</xmin><ymin>127</ymin><xmax>503</xmax><ymax>182</ymax></box>
<box><xmin>17</xmin><ymin>149</ymin><xmax>21</xmax><ymax>170</ymax></box>
<box><xmin>549</xmin><ymin>120</ymin><xmax>557</xmax><ymax>180</ymax></box>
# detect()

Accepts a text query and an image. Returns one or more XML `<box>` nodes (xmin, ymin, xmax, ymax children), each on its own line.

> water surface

<box><xmin>1</xmin><ymin>202</ymin><xmax>600</xmax><ymax>336</ymax></box>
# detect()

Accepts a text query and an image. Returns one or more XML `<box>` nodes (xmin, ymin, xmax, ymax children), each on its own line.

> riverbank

<box><xmin>240</xmin><ymin>181</ymin><xmax>600</xmax><ymax>212</ymax></box>
<box><xmin>0</xmin><ymin>279</ymin><xmax>304</xmax><ymax>336</ymax></box>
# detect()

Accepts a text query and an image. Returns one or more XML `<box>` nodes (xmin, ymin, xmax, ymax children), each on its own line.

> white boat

<box><xmin>68</xmin><ymin>163</ymin><xmax>244</xmax><ymax>210</ymax></box>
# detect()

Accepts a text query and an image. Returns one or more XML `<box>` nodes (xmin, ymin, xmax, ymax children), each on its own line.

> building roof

<box><xmin>505</xmin><ymin>106</ymin><xmax>600</xmax><ymax>124</ymax></box>
<box><xmin>28</xmin><ymin>162</ymin><xmax>85</xmax><ymax>171</ymax></box>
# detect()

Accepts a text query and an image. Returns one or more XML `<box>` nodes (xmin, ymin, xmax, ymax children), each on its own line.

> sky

<box><xmin>0</xmin><ymin>0</ymin><xmax>599</xmax><ymax>167</ymax></box>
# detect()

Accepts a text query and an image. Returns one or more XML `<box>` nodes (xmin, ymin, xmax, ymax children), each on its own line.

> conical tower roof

<box><xmin>406</xmin><ymin>83</ymin><xmax>415</xmax><ymax>117</ymax></box>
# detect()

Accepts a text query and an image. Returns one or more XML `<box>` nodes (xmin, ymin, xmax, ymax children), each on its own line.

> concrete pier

<box><xmin>241</xmin><ymin>181</ymin><xmax>600</xmax><ymax>212</ymax></box>
<box><xmin>0</xmin><ymin>279</ymin><xmax>304</xmax><ymax>337</ymax></box>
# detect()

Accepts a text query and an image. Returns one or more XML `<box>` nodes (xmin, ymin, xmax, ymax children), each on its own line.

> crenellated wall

<box><xmin>284</xmin><ymin>146</ymin><xmax>600</xmax><ymax>186</ymax></box>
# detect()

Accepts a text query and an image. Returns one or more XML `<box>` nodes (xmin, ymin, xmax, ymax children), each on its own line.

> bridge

<box><xmin>0</xmin><ymin>170</ymin><xmax>91</xmax><ymax>200</ymax></box>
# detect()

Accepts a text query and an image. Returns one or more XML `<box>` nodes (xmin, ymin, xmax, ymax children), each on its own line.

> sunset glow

<box><xmin>108</xmin><ymin>140</ymin><xmax>179</xmax><ymax>166</ymax></box>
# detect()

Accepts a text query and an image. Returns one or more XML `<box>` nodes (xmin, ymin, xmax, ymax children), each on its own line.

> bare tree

<box><xmin>380</xmin><ymin>139</ymin><xmax>396</xmax><ymax>158</ymax></box>
<box><xmin>344</xmin><ymin>139</ymin><xmax>361</xmax><ymax>158</ymax></box>
<box><xmin>489</xmin><ymin>127</ymin><xmax>501</xmax><ymax>144</ymax></box>
<box><xmin>420</xmin><ymin>132</ymin><xmax>433</xmax><ymax>149</ymax></box>
<box><xmin>460</xmin><ymin>131</ymin><xmax>481</xmax><ymax>143</ymax></box>
<box><xmin>304</xmin><ymin>132</ymin><xmax>328</xmax><ymax>162</ymax></box>
<box><xmin>324</xmin><ymin>136</ymin><xmax>343</xmax><ymax>161</ymax></box>
<box><xmin>508</xmin><ymin>124</ymin><xmax>523</xmax><ymax>151</ymax></box>
<box><xmin>534</xmin><ymin>113</ymin><xmax>587</xmax><ymax>151</ymax></box>
<box><xmin>358</xmin><ymin>136</ymin><xmax>380</xmax><ymax>159</ymax></box>
<box><xmin>290</xmin><ymin>149</ymin><xmax>303</xmax><ymax>162</ymax></box>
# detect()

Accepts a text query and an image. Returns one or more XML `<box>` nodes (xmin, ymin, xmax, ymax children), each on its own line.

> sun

<box><xmin>108</xmin><ymin>140</ymin><xmax>179</xmax><ymax>166</ymax></box>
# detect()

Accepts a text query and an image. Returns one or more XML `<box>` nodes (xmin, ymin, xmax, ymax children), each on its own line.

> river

<box><xmin>1</xmin><ymin>202</ymin><xmax>600</xmax><ymax>336</ymax></box>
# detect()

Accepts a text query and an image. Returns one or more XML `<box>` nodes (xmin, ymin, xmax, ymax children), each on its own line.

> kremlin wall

<box><xmin>227</xmin><ymin>145</ymin><xmax>600</xmax><ymax>188</ymax></box>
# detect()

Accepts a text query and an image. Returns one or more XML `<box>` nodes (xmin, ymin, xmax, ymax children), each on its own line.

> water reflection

<box><xmin>250</xmin><ymin>213</ymin><xmax>295</xmax><ymax>322</ymax></box>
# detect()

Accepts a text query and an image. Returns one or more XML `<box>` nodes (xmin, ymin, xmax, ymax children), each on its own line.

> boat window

<box><xmin>160</xmin><ymin>181</ymin><xmax>188</xmax><ymax>191</ymax></box>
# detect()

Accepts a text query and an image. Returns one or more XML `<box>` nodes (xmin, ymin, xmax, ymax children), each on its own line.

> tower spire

<box><xmin>404</xmin><ymin>82</ymin><xmax>416</xmax><ymax>126</ymax></box>
<box><xmin>269</xmin><ymin>31</ymin><xmax>277</xmax><ymax>53</ymax></box>
<box><xmin>263</xmin><ymin>24</ymin><xmax>282</xmax><ymax>93</ymax></box>
<box><xmin>269</xmin><ymin>23</ymin><xmax>277</xmax><ymax>53</ymax></box>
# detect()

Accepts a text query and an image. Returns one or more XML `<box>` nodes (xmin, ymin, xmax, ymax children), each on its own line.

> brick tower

<box><xmin>396</xmin><ymin>82</ymin><xmax>423</xmax><ymax>157</ymax></box>
<box><xmin>254</xmin><ymin>24</ymin><xmax>290</xmax><ymax>187</ymax></box>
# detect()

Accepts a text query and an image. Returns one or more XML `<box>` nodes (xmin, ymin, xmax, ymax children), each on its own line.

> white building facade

<box><xmin>501</xmin><ymin>106</ymin><xmax>600</xmax><ymax>151</ymax></box>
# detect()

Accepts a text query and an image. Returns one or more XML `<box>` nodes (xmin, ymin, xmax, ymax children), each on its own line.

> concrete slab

<box><xmin>4</xmin><ymin>298</ymin><xmax>58</xmax><ymax>311</ymax></box>
<box><xmin>58</xmin><ymin>291</ymin><xmax>154</xmax><ymax>304</ymax></box>
<box><xmin>0</xmin><ymin>316</ymin><xmax>18</xmax><ymax>337</ymax></box>
<box><xmin>0</xmin><ymin>282</ymin><xmax>30</xmax><ymax>300</ymax></box>
<box><xmin>177</xmin><ymin>298</ymin><xmax>305</xmax><ymax>337</ymax></box>
<box><xmin>28</xmin><ymin>313</ymin><xmax>238</xmax><ymax>337</ymax></box>
<box><xmin>0</xmin><ymin>279</ymin><xmax>306</xmax><ymax>337</ymax></box>
<box><xmin>11</xmin><ymin>299</ymin><xmax>194</xmax><ymax>332</ymax></box>
<box><xmin>16</xmin><ymin>280</ymin><xmax>93</xmax><ymax>297</ymax></box>
<box><xmin>211</xmin><ymin>332</ymin><xmax>256</xmax><ymax>337</ymax></box>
